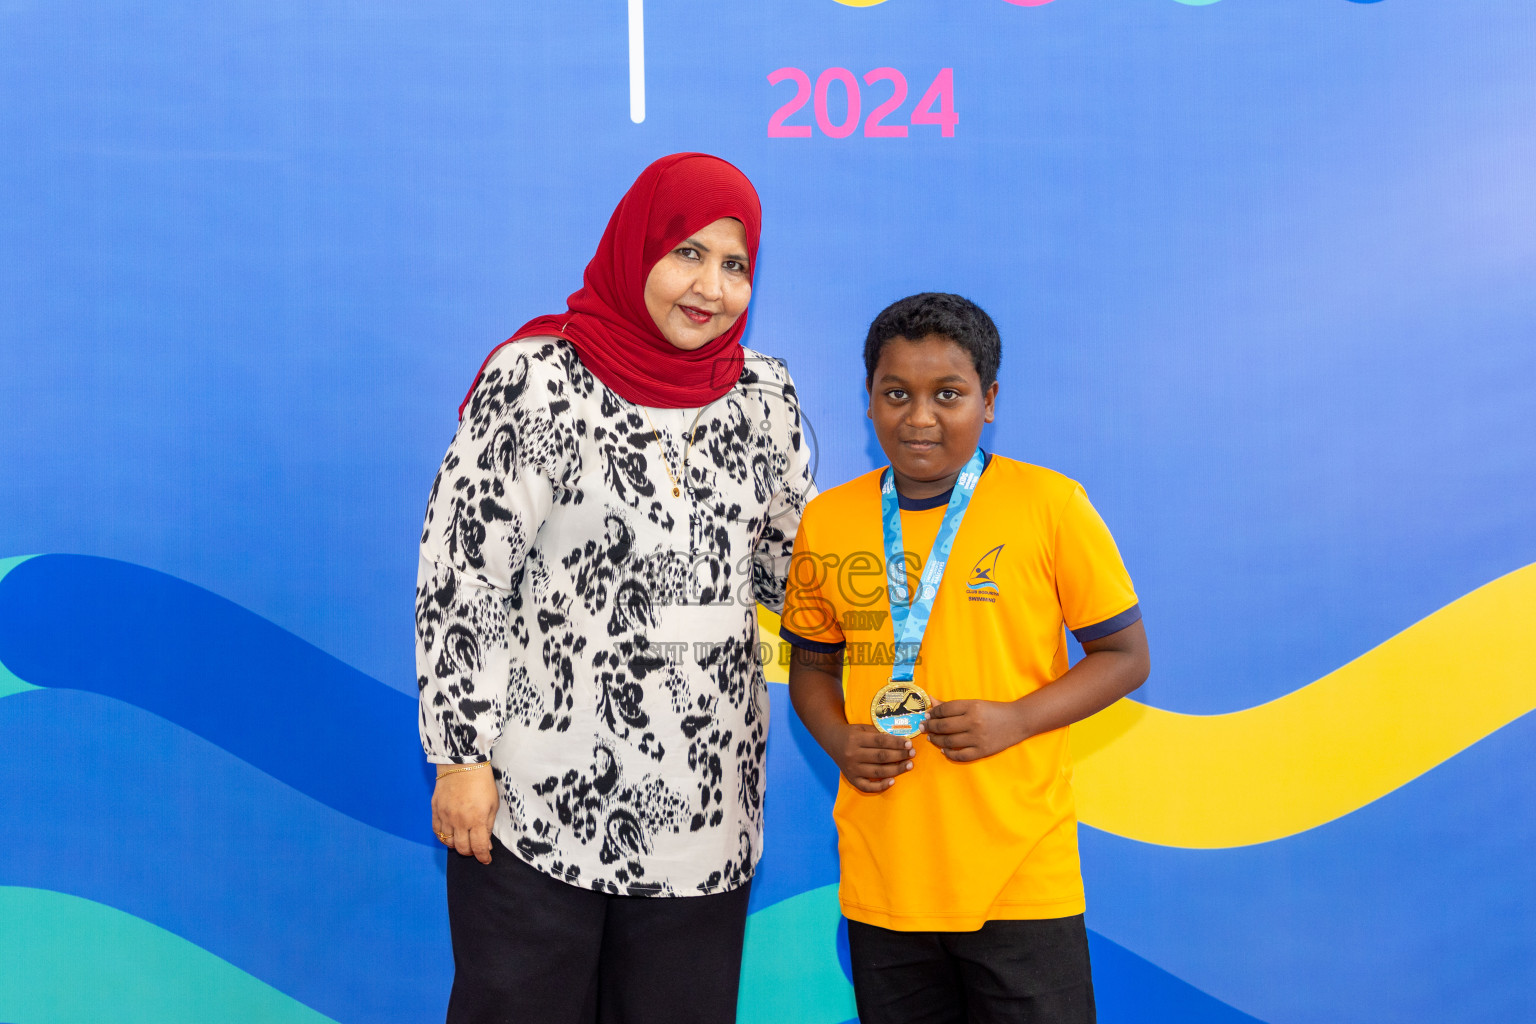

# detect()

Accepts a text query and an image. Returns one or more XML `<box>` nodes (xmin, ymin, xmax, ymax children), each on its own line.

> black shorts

<box><xmin>444</xmin><ymin>836</ymin><xmax>751</xmax><ymax>1024</ymax></box>
<box><xmin>847</xmin><ymin>914</ymin><xmax>1096</xmax><ymax>1024</ymax></box>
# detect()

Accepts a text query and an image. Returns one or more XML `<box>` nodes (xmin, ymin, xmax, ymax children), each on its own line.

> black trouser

<box><xmin>847</xmin><ymin>915</ymin><xmax>1096</xmax><ymax>1024</ymax></box>
<box><xmin>445</xmin><ymin>837</ymin><xmax>752</xmax><ymax>1024</ymax></box>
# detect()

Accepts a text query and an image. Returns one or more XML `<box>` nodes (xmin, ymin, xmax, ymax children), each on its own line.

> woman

<box><xmin>415</xmin><ymin>153</ymin><xmax>814</xmax><ymax>1024</ymax></box>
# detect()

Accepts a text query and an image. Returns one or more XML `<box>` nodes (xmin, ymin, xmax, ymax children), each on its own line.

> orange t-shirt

<box><xmin>781</xmin><ymin>455</ymin><xmax>1140</xmax><ymax>931</ymax></box>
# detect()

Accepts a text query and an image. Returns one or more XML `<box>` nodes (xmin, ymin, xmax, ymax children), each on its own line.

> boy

<box><xmin>782</xmin><ymin>293</ymin><xmax>1149</xmax><ymax>1024</ymax></box>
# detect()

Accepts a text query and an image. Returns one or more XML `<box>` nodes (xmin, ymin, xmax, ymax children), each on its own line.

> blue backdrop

<box><xmin>2</xmin><ymin>1</ymin><xmax>1534</xmax><ymax>1022</ymax></box>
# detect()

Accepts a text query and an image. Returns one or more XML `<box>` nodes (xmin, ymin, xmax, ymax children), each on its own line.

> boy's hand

<box><xmin>923</xmin><ymin>700</ymin><xmax>1030</xmax><ymax>762</ymax></box>
<box><xmin>833</xmin><ymin>724</ymin><xmax>915</xmax><ymax>792</ymax></box>
<box><xmin>787</xmin><ymin>644</ymin><xmax>913</xmax><ymax>794</ymax></box>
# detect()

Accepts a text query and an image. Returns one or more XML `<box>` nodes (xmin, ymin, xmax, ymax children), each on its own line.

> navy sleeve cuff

<box><xmin>1071</xmin><ymin>603</ymin><xmax>1143</xmax><ymax>643</ymax></box>
<box><xmin>779</xmin><ymin>624</ymin><xmax>846</xmax><ymax>655</ymax></box>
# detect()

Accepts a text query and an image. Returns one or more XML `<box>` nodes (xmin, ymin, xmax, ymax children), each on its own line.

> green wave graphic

<box><xmin>0</xmin><ymin>556</ymin><xmax>38</xmax><ymax>700</ymax></box>
<box><xmin>738</xmin><ymin>884</ymin><xmax>856</xmax><ymax>1024</ymax></box>
<box><xmin>0</xmin><ymin>887</ymin><xmax>338</xmax><ymax>1024</ymax></box>
<box><xmin>0</xmin><ymin>555</ymin><xmax>35</xmax><ymax>582</ymax></box>
<box><xmin>0</xmin><ymin>660</ymin><xmax>34</xmax><ymax>700</ymax></box>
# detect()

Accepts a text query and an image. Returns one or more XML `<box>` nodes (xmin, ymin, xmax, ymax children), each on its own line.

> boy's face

<box><xmin>867</xmin><ymin>334</ymin><xmax>998</xmax><ymax>498</ymax></box>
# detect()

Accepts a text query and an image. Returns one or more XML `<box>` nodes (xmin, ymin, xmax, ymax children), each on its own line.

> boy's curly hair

<box><xmin>863</xmin><ymin>293</ymin><xmax>1001</xmax><ymax>389</ymax></box>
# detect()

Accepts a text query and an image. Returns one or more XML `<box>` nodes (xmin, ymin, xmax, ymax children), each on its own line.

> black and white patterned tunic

<box><xmin>416</xmin><ymin>338</ymin><xmax>815</xmax><ymax>896</ymax></box>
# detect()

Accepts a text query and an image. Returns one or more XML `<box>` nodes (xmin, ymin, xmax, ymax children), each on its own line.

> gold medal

<box><xmin>871</xmin><ymin>682</ymin><xmax>932</xmax><ymax>737</ymax></box>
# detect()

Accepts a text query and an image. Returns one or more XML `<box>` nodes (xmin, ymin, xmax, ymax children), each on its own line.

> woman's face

<box><xmin>643</xmin><ymin>217</ymin><xmax>752</xmax><ymax>351</ymax></box>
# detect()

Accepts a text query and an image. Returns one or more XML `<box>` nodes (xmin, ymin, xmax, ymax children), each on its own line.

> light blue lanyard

<box><xmin>882</xmin><ymin>448</ymin><xmax>987</xmax><ymax>682</ymax></box>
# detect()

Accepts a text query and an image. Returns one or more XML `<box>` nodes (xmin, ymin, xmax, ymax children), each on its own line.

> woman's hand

<box><xmin>431</xmin><ymin>766</ymin><xmax>499</xmax><ymax>864</ymax></box>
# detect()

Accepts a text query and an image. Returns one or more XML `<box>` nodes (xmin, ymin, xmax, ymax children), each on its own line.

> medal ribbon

<box><xmin>882</xmin><ymin>448</ymin><xmax>987</xmax><ymax>683</ymax></box>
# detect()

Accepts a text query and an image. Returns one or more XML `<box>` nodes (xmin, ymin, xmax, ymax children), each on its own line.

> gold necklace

<box><xmin>641</xmin><ymin>408</ymin><xmax>695</xmax><ymax>498</ymax></box>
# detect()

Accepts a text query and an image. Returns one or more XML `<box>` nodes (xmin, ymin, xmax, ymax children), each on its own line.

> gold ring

<box><xmin>436</xmin><ymin>831</ymin><xmax>453</xmax><ymax>844</ymax></box>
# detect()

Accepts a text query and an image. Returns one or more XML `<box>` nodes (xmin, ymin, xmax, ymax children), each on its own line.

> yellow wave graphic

<box><xmin>757</xmin><ymin>561</ymin><xmax>1536</xmax><ymax>848</ymax></box>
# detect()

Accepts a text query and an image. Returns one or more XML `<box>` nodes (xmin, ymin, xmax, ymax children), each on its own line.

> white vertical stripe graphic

<box><xmin>627</xmin><ymin>0</ymin><xmax>645</xmax><ymax>124</ymax></box>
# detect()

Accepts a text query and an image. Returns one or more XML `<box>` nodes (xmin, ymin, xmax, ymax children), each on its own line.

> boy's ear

<box><xmin>983</xmin><ymin>381</ymin><xmax>999</xmax><ymax>423</ymax></box>
<box><xmin>865</xmin><ymin>385</ymin><xmax>874</xmax><ymax>419</ymax></box>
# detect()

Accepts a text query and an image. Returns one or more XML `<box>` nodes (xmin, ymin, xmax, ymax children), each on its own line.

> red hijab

<box><xmin>460</xmin><ymin>153</ymin><xmax>762</xmax><ymax>417</ymax></box>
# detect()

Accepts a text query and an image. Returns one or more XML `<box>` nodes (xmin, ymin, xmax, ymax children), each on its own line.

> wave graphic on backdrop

<box><xmin>0</xmin><ymin>554</ymin><xmax>1280</xmax><ymax>1022</ymax></box>
<box><xmin>0</xmin><ymin>553</ymin><xmax>435</xmax><ymax>846</ymax></box>
<box><xmin>0</xmin><ymin>685</ymin><xmax>451</xmax><ymax>1024</ymax></box>
<box><xmin>0</xmin><ymin>887</ymin><xmax>338</xmax><ymax>1024</ymax></box>
<box><xmin>1070</xmin><ymin>561</ymin><xmax>1536</xmax><ymax>847</ymax></box>
<box><xmin>760</xmin><ymin>559</ymin><xmax>1536</xmax><ymax>848</ymax></box>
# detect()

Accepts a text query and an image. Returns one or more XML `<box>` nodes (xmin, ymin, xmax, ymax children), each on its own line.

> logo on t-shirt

<box><xmin>966</xmin><ymin>544</ymin><xmax>1004</xmax><ymax>603</ymax></box>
